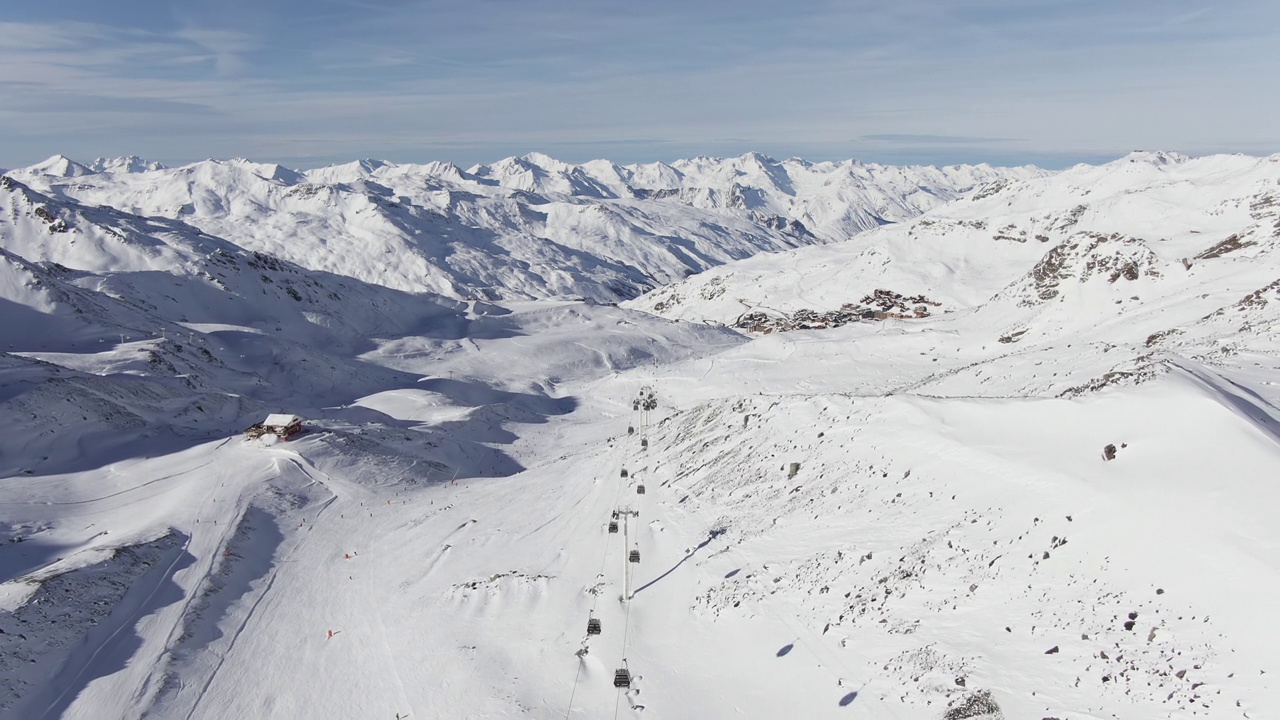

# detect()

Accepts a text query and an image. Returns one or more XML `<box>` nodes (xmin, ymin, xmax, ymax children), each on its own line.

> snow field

<box><xmin>1</xmin><ymin>150</ymin><xmax>1278</xmax><ymax>719</ymax></box>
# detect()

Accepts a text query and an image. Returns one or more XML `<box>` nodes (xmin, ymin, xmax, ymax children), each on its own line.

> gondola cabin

<box><xmin>629</xmin><ymin>550</ymin><xmax>640</xmax><ymax>563</ymax></box>
<box><xmin>608</xmin><ymin>520</ymin><xmax>619</xmax><ymax>533</ymax></box>
<box><xmin>640</xmin><ymin>438</ymin><xmax>648</xmax><ymax>449</ymax></box>
<box><xmin>587</xmin><ymin>618</ymin><xmax>602</xmax><ymax>635</ymax></box>
<box><xmin>636</xmin><ymin>484</ymin><xmax>645</xmax><ymax>495</ymax></box>
<box><xmin>620</xmin><ymin>469</ymin><xmax>628</xmax><ymax>478</ymax></box>
<box><xmin>614</xmin><ymin>668</ymin><xmax>631</xmax><ymax>687</ymax></box>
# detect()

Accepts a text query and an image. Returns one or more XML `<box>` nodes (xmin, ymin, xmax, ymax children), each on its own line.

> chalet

<box><xmin>246</xmin><ymin>414</ymin><xmax>303</xmax><ymax>440</ymax></box>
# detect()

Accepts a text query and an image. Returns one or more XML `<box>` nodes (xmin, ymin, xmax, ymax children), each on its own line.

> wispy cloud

<box><xmin>860</xmin><ymin>134</ymin><xmax>1022</xmax><ymax>145</ymax></box>
<box><xmin>0</xmin><ymin>1</ymin><xmax>1277</xmax><ymax>168</ymax></box>
<box><xmin>171</xmin><ymin>28</ymin><xmax>258</xmax><ymax>76</ymax></box>
<box><xmin>1164</xmin><ymin>6</ymin><xmax>1215</xmax><ymax>25</ymax></box>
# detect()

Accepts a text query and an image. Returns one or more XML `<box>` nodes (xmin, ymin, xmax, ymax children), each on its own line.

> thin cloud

<box><xmin>172</xmin><ymin>28</ymin><xmax>257</xmax><ymax>76</ymax></box>
<box><xmin>0</xmin><ymin>2</ymin><xmax>1277</xmax><ymax>168</ymax></box>
<box><xmin>1164</xmin><ymin>6</ymin><xmax>1214</xmax><ymax>25</ymax></box>
<box><xmin>860</xmin><ymin>134</ymin><xmax>1023</xmax><ymax>145</ymax></box>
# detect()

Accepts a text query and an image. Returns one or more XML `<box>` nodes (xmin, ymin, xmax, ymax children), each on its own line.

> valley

<box><xmin>1</xmin><ymin>151</ymin><xmax>1278</xmax><ymax>719</ymax></box>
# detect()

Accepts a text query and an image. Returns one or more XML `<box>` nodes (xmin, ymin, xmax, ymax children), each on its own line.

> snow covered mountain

<box><xmin>86</xmin><ymin>156</ymin><xmax>167</xmax><ymax>174</ymax></box>
<box><xmin>630</xmin><ymin>151</ymin><xmax>1280</xmax><ymax>392</ymax></box>
<box><xmin>2</xmin><ymin>151</ymin><xmax>1278</xmax><ymax>719</ymax></box>
<box><xmin>9</xmin><ymin>153</ymin><xmax>1041</xmax><ymax>302</ymax></box>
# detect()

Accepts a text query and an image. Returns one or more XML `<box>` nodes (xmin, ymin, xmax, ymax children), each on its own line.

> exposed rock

<box><xmin>943</xmin><ymin>689</ymin><xmax>1004</xmax><ymax>719</ymax></box>
<box><xmin>1195</xmin><ymin>234</ymin><xmax>1256</xmax><ymax>260</ymax></box>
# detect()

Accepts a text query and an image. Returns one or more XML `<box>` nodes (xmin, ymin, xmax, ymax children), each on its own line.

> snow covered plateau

<box><xmin>1</xmin><ymin>150</ymin><xmax>1277</xmax><ymax>719</ymax></box>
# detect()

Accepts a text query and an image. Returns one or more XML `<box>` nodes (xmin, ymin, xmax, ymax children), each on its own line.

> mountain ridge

<box><xmin>6</xmin><ymin>152</ymin><xmax>1044</xmax><ymax>302</ymax></box>
<box><xmin>2</xmin><ymin>149</ymin><xmax>1279</xmax><ymax>718</ymax></box>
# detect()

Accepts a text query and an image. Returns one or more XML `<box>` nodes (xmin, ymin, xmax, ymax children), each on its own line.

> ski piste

<box><xmin>2</xmin><ymin>151</ymin><xmax>1279</xmax><ymax>718</ymax></box>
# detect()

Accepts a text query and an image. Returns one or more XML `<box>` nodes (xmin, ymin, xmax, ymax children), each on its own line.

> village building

<box><xmin>246</xmin><ymin>414</ymin><xmax>304</xmax><ymax>440</ymax></box>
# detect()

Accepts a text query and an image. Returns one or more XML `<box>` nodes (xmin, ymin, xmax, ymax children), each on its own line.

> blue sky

<box><xmin>1</xmin><ymin>0</ymin><xmax>1277</xmax><ymax>169</ymax></box>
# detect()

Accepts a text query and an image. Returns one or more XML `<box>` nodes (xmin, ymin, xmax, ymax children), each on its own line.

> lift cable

<box><xmin>564</xmin><ymin>398</ymin><xmax>641</xmax><ymax>719</ymax></box>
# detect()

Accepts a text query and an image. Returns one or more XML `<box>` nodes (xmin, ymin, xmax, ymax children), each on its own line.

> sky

<box><xmin>1</xmin><ymin>0</ymin><xmax>1278</xmax><ymax>170</ymax></box>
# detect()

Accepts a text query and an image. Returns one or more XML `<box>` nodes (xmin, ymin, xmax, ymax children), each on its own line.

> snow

<box><xmin>0</xmin><ymin>151</ymin><xmax>1278</xmax><ymax>719</ymax></box>
<box><xmin>6</xmin><ymin>153</ymin><xmax>1040</xmax><ymax>303</ymax></box>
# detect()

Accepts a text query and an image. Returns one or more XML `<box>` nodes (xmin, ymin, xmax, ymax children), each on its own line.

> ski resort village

<box><xmin>0</xmin><ymin>149</ymin><xmax>1277</xmax><ymax>719</ymax></box>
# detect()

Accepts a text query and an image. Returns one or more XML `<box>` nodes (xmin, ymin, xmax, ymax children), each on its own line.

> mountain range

<box><xmin>7</xmin><ymin>152</ymin><xmax>1041</xmax><ymax>301</ymax></box>
<box><xmin>1</xmin><ymin>150</ymin><xmax>1277</xmax><ymax>720</ymax></box>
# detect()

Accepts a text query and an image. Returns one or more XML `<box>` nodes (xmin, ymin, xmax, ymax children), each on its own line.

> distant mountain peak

<box><xmin>519</xmin><ymin>151</ymin><xmax>568</xmax><ymax>169</ymax></box>
<box><xmin>1119</xmin><ymin>150</ymin><xmax>1191</xmax><ymax>166</ymax></box>
<box><xmin>5</xmin><ymin>151</ymin><xmax>1047</xmax><ymax>303</ymax></box>
<box><xmin>89</xmin><ymin>156</ymin><xmax>167</xmax><ymax>174</ymax></box>
<box><xmin>26</xmin><ymin>154</ymin><xmax>96</xmax><ymax>178</ymax></box>
<box><xmin>738</xmin><ymin>151</ymin><xmax>779</xmax><ymax>164</ymax></box>
<box><xmin>351</xmin><ymin>158</ymin><xmax>390</xmax><ymax>174</ymax></box>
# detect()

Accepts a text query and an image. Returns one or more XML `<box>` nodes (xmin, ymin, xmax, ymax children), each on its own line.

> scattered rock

<box><xmin>943</xmin><ymin>689</ymin><xmax>1004</xmax><ymax>719</ymax></box>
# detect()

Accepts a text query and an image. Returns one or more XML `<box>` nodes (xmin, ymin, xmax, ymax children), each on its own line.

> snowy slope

<box><xmin>628</xmin><ymin>152</ymin><xmax>1280</xmax><ymax>396</ymax></box>
<box><xmin>629</xmin><ymin>152</ymin><xmax>1280</xmax><ymax>325</ymax></box>
<box><xmin>9</xmin><ymin>153</ymin><xmax>1041</xmax><ymax>302</ymax></box>
<box><xmin>1</xmin><ymin>152</ymin><xmax>1278</xmax><ymax>720</ymax></box>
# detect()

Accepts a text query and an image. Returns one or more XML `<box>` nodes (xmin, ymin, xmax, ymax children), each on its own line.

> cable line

<box><xmin>564</xmin><ymin>396</ymin><xmax>641</xmax><ymax>718</ymax></box>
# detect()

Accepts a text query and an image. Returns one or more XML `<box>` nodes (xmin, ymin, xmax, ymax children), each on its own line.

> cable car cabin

<box><xmin>620</xmin><ymin>469</ymin><xmax>628</xmax><ymax>478</ymax></box>
<box><xmin>640</xmin><ymin>438</ymin><xmax>648</xmax><ymax>449</ymax></box>
<box><xmin>608</xmin><ymin>520</ymin><xmax>619</xmax><ymax>533</ymax></box>
<box><xmin>636</xmin><ymin>484</ymin><xmax>645</xmax><ymax>495</ymax></box>
<box><xmin>587</xmin><ymin>618</ymin><xmax>602</xmax><ymax>635</ymax></box>
<box><xmin>629</xmin><ymin>550</ymin><xmax>640</xmax><ymax>563</ymax></box>
<box><xmin>628</xmin><ymin>426</ymin><xmax>634</xmax><ymax>435</ymax></box>
<box><xmin>614</xmin><ymin>668</ymin><xmax>631</xmax><ymax>687</ymax></box>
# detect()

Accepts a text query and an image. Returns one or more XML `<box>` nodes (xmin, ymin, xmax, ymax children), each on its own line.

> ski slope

<box><xmin>3</xmin><ymin>321</ymin><xmax>1277</xmax><ymax>719</ymax></box>
<box><xmin>2</xmin><ymin>152</ymin><xmax>1279</xmax><ymax>719</ymax></box>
